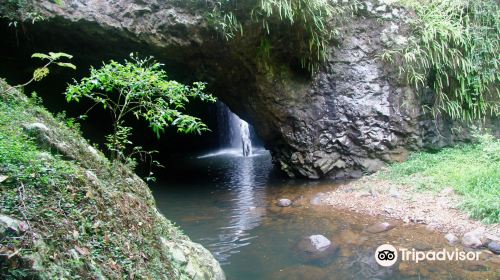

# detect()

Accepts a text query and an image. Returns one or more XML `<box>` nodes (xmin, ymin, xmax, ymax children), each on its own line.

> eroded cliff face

<box><xmin>1</xmin><ymin>0</ymin><xmax>467</xmax><ymax>179</ymax></box>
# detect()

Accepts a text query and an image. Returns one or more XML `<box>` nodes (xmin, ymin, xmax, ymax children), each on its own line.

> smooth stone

<box><xmin>277</xmin><ymin>198</ymin><xmax>292</xmax><ymax>207</ymax></box>
<box><xmin>462</xmin><ymin>231</ymin><xmax>484</xmax><ymax>249</ymax></box>
<box><xmin>308</xmin><ymin>235</ymin><xmax>331</xmax><ymax>251</ymax></box>
<box><xmin>366</xmin><ymin>222</ymin><xmax>395</xmax><ymax>233</ymax></box>
<box><xmin>487</xmin><ymin>241</ymin><xmax>500</xmax><ymax>255</ymax></box>
<box><xmin>310</xmin><ymin>193</ymin><xmax>326</xmax><ymax>205</ymax></box>
<box><xmin>445</xmin><ymin>233</ymin><xmax>459</xmax><ymax>245</ymax></box>
<box><xmin>294</xmin><ymin>235</ymin><xmax>338</xmax><ymax>263</ymax></box>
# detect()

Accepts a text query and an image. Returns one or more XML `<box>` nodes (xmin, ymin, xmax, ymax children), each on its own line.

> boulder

<box><xmin>161</xmin><ymin>237</ymin><xmax>226</xmax><ymax>280</ymax></box>
<box><xmin>310</xmin><ymin>193</ymin><xmax>327</xmax><ymax>206</ymax></box>
<box><xmin>487</xmin><ymin>242</ymin><xmax>500</xmax><ymax>255</ymax></box>
<box><xmin>462</xmin><ymin>231</ymin><xmax>484</xmax><ymax>249</ymax></box>
<box><xmin>277</xmin><ymin>198</ymin><xmax>292</xmax><ymax>207</ymax></box>
<box><xmin>294</xmin><ymin>235</ymin><xmax>338</xmax><ymax>263</ymax></box>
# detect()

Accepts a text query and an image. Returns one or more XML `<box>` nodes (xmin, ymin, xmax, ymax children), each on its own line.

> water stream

<box><xmin>215</xmin><ymin>102</ymin><xmax>253</xmax><ymax>157</ymax></box>
<box><xmin>151</xmin><ymin>104</ymin><xmax>499</xmax><ymax>279</ymax></box>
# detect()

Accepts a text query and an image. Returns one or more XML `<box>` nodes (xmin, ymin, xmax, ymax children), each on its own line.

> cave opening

<box><xmin>0</xmin><ymin>18</ymin><xmax>268</xmax><ymax>180</ymax></box>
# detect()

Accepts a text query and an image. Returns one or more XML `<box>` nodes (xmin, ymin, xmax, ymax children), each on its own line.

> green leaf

<box><xmin>49</xmin><ymin>52</ymin><xmax>73</xmax><ymax>60</ymax></box>
<box><xmin>56</xmin><ymin>62</ymin><xmax>77</xmax><ymax>70</ymax></box>
<box><xmin>31</xmin><ymin>53</ymin><xmax>51</xmax><ymax>60</ymax></box>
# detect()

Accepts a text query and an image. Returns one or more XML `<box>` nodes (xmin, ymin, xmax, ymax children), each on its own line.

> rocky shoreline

<box><xmin>311</xmin><ymin>176</ymin><xmax>500</xmax><ymax>254</ymax></box>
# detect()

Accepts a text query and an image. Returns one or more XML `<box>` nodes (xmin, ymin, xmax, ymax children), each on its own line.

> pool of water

<box><xmin>151</xmin><ymin>149</ymin><xmax>499</xmax><ymax>280</ymax></box>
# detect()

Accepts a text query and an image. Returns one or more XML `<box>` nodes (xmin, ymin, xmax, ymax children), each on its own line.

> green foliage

<box><xmin>2</xmin><ymin>0</ymin><xmax>44</xmax><ymax>26</ymax></box>
<box><xmin>65</xmin><ymin>54</ymin><xmax>215</xmax><ymax>164</ymax></box>
<box><xmin>0</xmin><ymin>80</ymin><xmax>190</xmax><ymax>279</ymax></box>
<box><xmin>384</xmin><ymin>0</ymin><xmax>499</xmax><ymax>121</ymax></box>
<box><xmin>206</xmin><ymin>0</ymin><xmax>357</xmax><ymax>73</ymax></box>
<box><xmin>1</xmin><ymin>52</ymin><xmax>76</xmax><ymax>96</ymax></box>
<box><xmin>0</xmin><ymin>90</ymin><xmax>78</xmax><ymax>279</ymax></box>
<box><xmin>380</xmin><ymin>131</ymin><xmax>500</xmax><ymax>223</ymax></box>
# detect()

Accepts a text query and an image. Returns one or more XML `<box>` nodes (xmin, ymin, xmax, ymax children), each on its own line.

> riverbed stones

<box><xmin>462</xmin><ymin>231</ymin><xmax>484</xmax><ymax>249</ymax></box>
<box><xmin>310</xmin><ymin>193</ymin><xmax>327</xmax><ymax>205</ymax></box>
<box><xmin>445</xmin><ymin>233</ymin><xmax>460</xmax><ymax>245</ymax></box>
<box><xmin>487</xmin><ymin>242</ymin><xmax>500</xmax><ymax>255</ymax></box>
<box><xmin>277</xmin><ymin>198</ymin><xmax>292</xmax><ymax>207</ymax></box>
<box><xmin>294</xmin><ymin>235</ymin><xmax>338</xmax><ymax>263</ymax></box>
<box><xmin>366</xmin><ymin>222</ymin><xmax>395</xmax><ymax>233</ymax></box>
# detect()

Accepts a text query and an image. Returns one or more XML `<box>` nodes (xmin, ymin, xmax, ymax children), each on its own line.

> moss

<box><xmin>379</xmin><ymin>133</ymin><xmax>500</xmax><ymax>224</ymax></box>
<box><xmin>0</xmin><ymin>80</ymin><xmax>221</xmax><ymax>279</ymax></box>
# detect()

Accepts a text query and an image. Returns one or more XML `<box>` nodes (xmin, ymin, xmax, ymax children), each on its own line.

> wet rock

<box><xmin>366</xmin><ymin>222</ymin><xmax>395</xmax><ymax>233</ymax></box>
<box><xmin>309</xmin><ymin>235</ymin><xmax>331</xmax><ymax>251</ymax></box>
<box><xmin>487</xmin><ymin>242</ymin><xmax>500</xmax><ymax>255</ymax></box>
<box><xmin>310</xmin><ymin>193</ymin><xmax>327</xmax><ymax>205</ymax></box>
<box><xmin>349</xmin><ymin>250</ymin><xmax>396</xmax><ymax>279</ymax></box>
<box><xmin>160</xmin><ymin>237</ymin><xmax>226</xmax><ymax>280</ymax></box>
<box><xmin>462</xmin><ymin>231</ymin><xmax>484</xmax><ymax>249</ymax></box>
<box><xmin>277</xmin><ymin>198</ymin><xmax>292</xmax><ymax>207</ymax></box>
<box><xmin>445</xmin><ymin>233</ymin><xmax>459</xmax><ymax>245</ymax></box>
<box><xmin>294</xmin><ymin>235</ymin><xmax>338</xmax><ymax>263</ymax></box>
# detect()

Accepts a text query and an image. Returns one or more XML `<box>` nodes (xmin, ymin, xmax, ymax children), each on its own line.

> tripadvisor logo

<box><xmin>374</xmin><ymin>244</ymin><xmax>481</xmax><ymax>267</ymax></box>
<box><xmin>375</xmin><ymin>244</ymin><xmax>398</xmax><ymax>267</ymax></box>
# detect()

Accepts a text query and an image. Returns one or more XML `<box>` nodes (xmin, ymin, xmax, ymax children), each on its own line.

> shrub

<box><xmin>384</xmin><ymin>0</ymin><xmax>499</xmax><ymax>121</ymax></box>
<box><xmin>65</xmin><ymin>54</ymin><xmax>215</xmax><ymax>166</ymax></box>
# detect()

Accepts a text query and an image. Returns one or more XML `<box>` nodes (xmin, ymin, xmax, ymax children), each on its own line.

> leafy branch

<box><xmin>65</xmin><ymin>53</ymin><xmax>216</xmax><ymax>169</ymax></box>
<box><xmin>1</xmin><ymin>52</ymin><xmax>76</xmax><ymax>97</ymax></box>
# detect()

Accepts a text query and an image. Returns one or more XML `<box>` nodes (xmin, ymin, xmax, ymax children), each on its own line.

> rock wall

<box><xmin>1</xmin><ymin>0</ymin><xmax>472</xmax><ymax>179</ymax></box>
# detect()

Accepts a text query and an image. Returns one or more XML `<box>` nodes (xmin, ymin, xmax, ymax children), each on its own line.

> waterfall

<box><xmin>240</xmin><ymin>121</ymin><xmax>252</xmax><ymax>157</ymax></box>
<box><xmin>216</xmin><ymin>102</ymin><xmax>253</xmax><ymax>157</ymax></box>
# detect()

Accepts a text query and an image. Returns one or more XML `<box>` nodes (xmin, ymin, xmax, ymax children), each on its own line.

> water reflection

<box><xmin>151</xmin><ymin>151</ymin><xmax>499</xmax><ymax>280</ymax></box>
<box><xmin>203</xmin><ymin>150</ymin><xmax>267</xmax><ymax>263</ymax></box>
<box><xmin>153</xmin><ymin>149</ymin><xmax>271</xmax><ymax>264</ymax></box>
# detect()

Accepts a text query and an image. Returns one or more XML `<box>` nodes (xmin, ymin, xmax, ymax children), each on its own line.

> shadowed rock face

<box><xmin>2</xmin><ymin>0</ymin><xmax>469</xmax><ymax>179</ymax></box>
